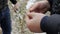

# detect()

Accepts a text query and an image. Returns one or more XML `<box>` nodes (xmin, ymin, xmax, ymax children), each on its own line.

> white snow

<box><xmin>26</xmin><ymin>0</ymin><xmax>36</xmax><ymax>9</ymax></box>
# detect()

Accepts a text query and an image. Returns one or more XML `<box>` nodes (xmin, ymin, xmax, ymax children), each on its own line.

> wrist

<box><xmin>42</xmin><ymin>1</ymin><xmax>50</xmax><ymax>11</ymax></box>
<box><xmin>40</xmin><ymin>16</ymin><xmax>49</xmax><ymax>32</ymax></box>
<box><xmin>39</xmin><ymin>14</ymin><xmax>46</xmax><ymax>32</ymax></box>
<box><xmin>36</xmin><ymin>1</ymin><xmax>50</xmax><ymax>13</ymax></box>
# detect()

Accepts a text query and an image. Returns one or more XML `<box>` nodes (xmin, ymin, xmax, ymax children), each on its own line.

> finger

<box><xmin>29</xmin><ymin>4</ymin><xmax>34</xmax><ymax>10</ymax></box>
<box><xmin>29</xmin><ymin>3</ymin><xmax>39</xmax><ymax>12</ymax></box>
<box><xmin>27</xmin><ymin>12</ymin><xmax>35</xmax><ymax>18</ymax></box>
<box><xmin>25</xmin><ymin>15</ymin><xmax>33</xmax><ymax>22</ymax></box>
<box><xmin>25</xmin><ymin>15</ymin><xmax>34</xmax><ymax>25</ymax></box>
<box><xmin>26</xmin><ymin>11</ymin><xmax>35</xmax><ymax>19</ymax></box>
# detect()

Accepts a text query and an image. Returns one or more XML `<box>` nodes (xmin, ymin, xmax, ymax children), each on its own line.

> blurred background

<box><xmin>0</xmin><ymin>0</ymin><xmax>50</xmax><ymax>34</ymax></box>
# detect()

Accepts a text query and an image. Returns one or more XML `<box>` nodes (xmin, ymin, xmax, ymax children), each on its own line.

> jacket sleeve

<box><xmin>48</xmin><ymin>0</ymin><xmax>53</xmax><ymax>11</ymax></box>
<box><xmin>41</xmin><ymin>14</ymin><xmax>60</xmax><ymax>33</ymax></box>
<box><xmin>48</xmin><ymin>0</ymin><xmax>53</xmax><ymax>7</ymax></box>
<box><xmin>10</xmin><ymin>0</ymin><xmax>17</xmax><ymax>4</ymax></box>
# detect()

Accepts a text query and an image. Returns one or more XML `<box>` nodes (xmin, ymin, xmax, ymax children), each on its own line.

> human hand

<box><xmin>29</xmin><ymin>1</ymin><xmax>50</xmax><ymax>14</ymax></box>
<box><xmin>25</xmin><ymin>12</ymin><xmax>46</xmax><ymax>33</ymax></box>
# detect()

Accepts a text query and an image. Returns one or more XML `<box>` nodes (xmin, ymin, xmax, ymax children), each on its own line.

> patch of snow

<box><xmin>26</xmin><ymin>0</ymin><xmax>36</xmax><ymax>9</ymax></box>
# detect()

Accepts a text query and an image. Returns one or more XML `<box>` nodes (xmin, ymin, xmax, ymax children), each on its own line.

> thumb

<box><xmin>27</xmin><ymin>13</ymin><xmax>35</xmax><ymax>19</ymax></box>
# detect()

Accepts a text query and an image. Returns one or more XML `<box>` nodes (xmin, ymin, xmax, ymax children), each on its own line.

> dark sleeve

<box><xmin>41</xmin><ymin>14</ymin><xmax>60</xmax><ymax>33</ymax></box>
<box><xmin>10</xmin><ymin>0</ymin><xmax>17</xmax><ymax>4</ymax></box>
<box><xmin>48</xmin><ymin>0</ymin><xmax>52</xmax><ymax>7</ymax></box>
<box><xmin>48</xmin><ymin>0</ymin><xmax>53</xmax><ymax>11</ymax></box>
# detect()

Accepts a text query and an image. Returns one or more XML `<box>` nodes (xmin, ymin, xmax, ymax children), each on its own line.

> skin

<box><xmin>25</xmin><ymin>0</ymin><xmax>50</xmax><ymax>33</ymax></box>
<box><xmin>25</xmin><ymin>12</ymin><xmax>46</xmax><ymax>33</ymax></box>
<box><xmin>29</xmin><ymin>0</ymin><xmax>50</xmax><ymax>14</ymax></box>
<box><xmin>13</xmin><ymin>2</ymin><xmax>20</xmax><ymax>11</ymax></box>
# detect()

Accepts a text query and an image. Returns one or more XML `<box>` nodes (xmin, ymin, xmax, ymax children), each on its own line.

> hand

<box><xmin>13</xmin><ymin>2</ymin><xmax>20</xmax><ymax>12</ymax></box>
<box><xmin>25</xmin><ymin>12</ymin><xmax>46</xmax><ymax>33</ymax></box>
<box><xmin>29</xmin><ymin>1</ymin><xmax>50</xmax><ymax>14</ymax></box>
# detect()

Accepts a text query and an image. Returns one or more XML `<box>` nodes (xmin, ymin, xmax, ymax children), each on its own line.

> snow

<box><xmin>26</xmin><ymin>0</ymin><xmax>36</xmax><ymax>9</ymax></box>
